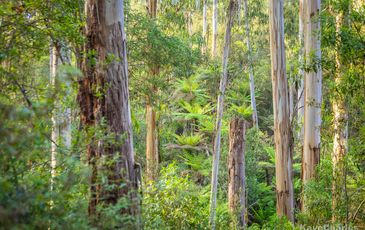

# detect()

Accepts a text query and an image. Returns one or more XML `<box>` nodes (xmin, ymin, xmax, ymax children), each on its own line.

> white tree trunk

<box><xmin>302</xmin><ymin>0</ymin><xmax>322</xmax><ymax>211</ymax></box>
<box><xmin>268</xmin><ymin>0</ymin><xmax>294</xmax><ymax>222</ymax></box>
<box><xmin>297</xmin><ymin>0</ymin><xmax>304</xmax><ymax>144</ymax></box>
<box><xmin>243</xmin><ymin>0</ymin><xmax>258</xmax><ymax>128</ymax></box>
<box><xmin>211</xmin><ymin>0</ymin><xmax>218</xmax><ymax>57</ymax></box>
<box><xmin>202</xmin><ymin>0</ymin><xmax>208</xmax><ymax>54</ymax></box>
<box><xmin>209</xmin><ymin>1</ymin><xmax>236</xmax><ymax>229</ymax></box>
<box><xmin>50</xmin><ymin>43</ymin><xmax>72</xmax><ymax>191</ymax></box>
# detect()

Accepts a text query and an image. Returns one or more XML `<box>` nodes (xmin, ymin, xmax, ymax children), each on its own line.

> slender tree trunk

<box><xmin>78</xmin><ymin>0</ymin><xmax>138</xmax><ymax>225</ymax></box>
<box><xmin>50</xmin><ymin>43</ymin><xmax>72</xmax><ymax>191</ymax></box>
<box><xmin>302</xmin><ymin>0</ymin><xmax>322</xmax><ymax>211</ymax></box>
<box><xmin>268</xmin><ymin>0</ymin><xmax>294</xmax><ymax>222</ymax></box>
<box><xmin>332</xmin><ymin>12</ymin><xmax>347</xmax><ymax>223</ymax></box>
<box><xmin>243</xmin><ymin>0</ymin><xmax>258</xmax><ymax>128</ymax></box>
<box><xmin>289</xmin><ymin>76</ymin><xmax>296</xmax><ymax>124</ymax></box>
<box><xmin>209</xmin><ymin>1</ymin><xmax>236</xmax><ymax>229</ymax></box>
<box><xmin>211</xmin><ymin>0</ymin><xmax>218</xmax><ymax>58</ymax></box>
<box><xmin>145</xmin><ymin>0</ymin><xmax>159</xmax><ymax>181</ymax></box>
<box><xmin>297</xmin><ymin>0</ymin><xmax>305</xmax><ymax>144</ymax></box>
<box><xmin>50</xmin><ymin>45</ymin><xmax>58</xmax><ymax>191</ymax></box>
<box><xmin>228</xmin><ymin>118</ymin><xmax>247</xmax><ymax>228</ymax></box>
<box><xmin>202</xmin><ymin>0</ymin><xmax>208</xmax><ymax>54</ymax></box>
<box><xmin>146</xmin><ymin>97</ymin><xmax>159</xmax><ymax>181</ymax></box>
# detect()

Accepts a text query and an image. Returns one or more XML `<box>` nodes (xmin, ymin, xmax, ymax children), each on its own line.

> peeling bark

<box><xmin>268</xmin><ymin>0</ymin><xmax>294</xmax><ymax>222</ymax></box>
<box><xmin>78</xmin><ymin>0</ymin><xmax>138</xmax><ymax>224</ymax></box>
<box><xmin>302</xmin><ymin>0</ymin><xmax>322</xmax><ymax>211</ymax></box>
<box><xmin>228</xmin><ymin>118</ymin><xmax>247</xmax><ymax>228</ymax></box>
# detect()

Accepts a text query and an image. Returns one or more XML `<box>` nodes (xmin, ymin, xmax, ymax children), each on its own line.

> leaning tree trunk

<box><xmin>268</xmin><ymin>0</ymin><xmax>294</xmax><ymax>222</ymax></box>
<box><xmin>209</xmin><ymin>1</ymin><xmax>236</xmax><ymax>229</ymax></box>
<box><xmin>332</xmin><ymin>12</ymin><xmax>347</xmax><ymax>223</ymax></box>
<box><xmin>78</xmin><ymin>0</ymin><xmax>138</xmax><ymax>225</ymax></box>
<box><xmin>243</xmin><ymin>0</ymin><xmax>258</xmax><ymax>128</ymax></box>
<box><xmin>211</xmin><ymin>0</ymin><xmax>218</xmax><ymax>58</ymax></box>
<box><xmin>228</xmin><ymin>118</ymin><xmax>247</xmax><ymax>228</ymax></box>
<box><xmin>145</xmin><ymin>0</ymin><xmax>159</xmax><ymax>181</ymax></box>
<box><xmin>50</xmin><ymin>43</ymin><xmax>72</xmax><ymax>191</ymax></box>
<box><xmin>302</xmin><ymin>0</ymin><xmax>322</xmax><ymax>211</ymax></box>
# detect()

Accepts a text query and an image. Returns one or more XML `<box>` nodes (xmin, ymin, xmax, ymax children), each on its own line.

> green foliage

<box><xmin>174</xmin><ymin>133</ymin><xmax>203</xmax><ymax>146</ymax></box>
<box><xmin>143</xmin><ymin>163</ymin><xmax>210</xmax><ymax>229</ymax></box>
<box><xmin>1</xmin><ymin>0</ymin><xmax>365</xmax><ymax>229</ymax></box>
<box><xmin>180</xmin><ymin>153</ymin><xmax>211</xmax><ymax>177</ymax></box>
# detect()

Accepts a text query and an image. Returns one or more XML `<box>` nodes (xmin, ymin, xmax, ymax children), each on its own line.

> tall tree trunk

<box><xmin>268</xmin><ymin>0</ymin><xmax>294</xmax><ymax>222</ymax></box>
<box><xmin>211</xmin><ymin>0</ymin><xmax>218</xmax><ymax>57</ymax></box>
<box><xmin>50</xmin><ymin>43</ymin><xmax>72</xmax><ymax>191</ymax></box>
<box><xmin>228</xmin><ymin>118</ymin><xmax>247</xmax><ymax>228</ymax></box>
<box><xmin>332</xmin><ymin>12</ymin><xmax>347</xmax><ymax>223</ymax></box>
<box><xmin>297</xmin><ymin>0</ymin><xmax>305</xmax><ymax>144</ymax></box>
<box><xmin>202</xmin><ymin>0</ymin><xmax>208</xmax><ymax>54</ymax></box>
<box><xmin>302</xmin><ymin>0</ymin><xmax>322</xmax><ymax>211</ymax></box>
<box><xmin>79</xmin><ymin>0</ymin><xmax>138</xmax><ymax>225</ymax></box>
<box><xmin>209</xmin><ymin>1</ymin><xmax>236</xmax><ymax>229</ymax></box>
<box><xmin>145</xmin><ymin>0</ymin><xmax>159</xmax><ymax>181</ymax></box>
<box><xmin>243</xmin><ymin>0</ymin><xmax>258</xmax><ymax>128</ymax></box>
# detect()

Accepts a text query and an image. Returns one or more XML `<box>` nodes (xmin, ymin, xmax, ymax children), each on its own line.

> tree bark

<box><xmin>145</xmin><ymin>0</ymin><xmax>159</xmax><ymax>181</ymax></box>
<box><xmin>146</xmin><ymin>97</ymin><xmax>159</xmax><ymax>181</ymax></box>
<box><xmin>50</xmin><ymin>43</ymin><xmax>72</xmax><ymax>191</ymax></box>
<box><xmin>297</xmin><ymin>0</ymin><xmax>305</xmax><ymax>145</ymax></box>
<box><xmin>332</xmin><ymin>12</ymin><xmax>347</xmax><ymax>223</ymax></box>
<box><xmin>147</xmin><ymin>0</ymin><xmax>157</xmax><ymax>18</ymax></box>
<box><xmin>211</xmin><ymin>0</ymin><xmax>218</xmax><ymax>58</ymax></box>
<box><xmin>228</xmin><ymin>118</ymin><xmax>247</xmax><ymax>228</ymax></box>
<box><xmin>78</xmin><ymin>0</ymin><xmax>138</xmax><ymax>225</ymax></box>
<box><xmin>243</xmin><ymin>0</ymin><xmax>258</xmax><ymax>128</ymax></box>
<box><xmin>268</xmin><ymin>0</ymin><xmax>294</xmax><ymax>222</ymax></box>
<box><xmin>302</xmin><ymin>0</ymin><xmax>322</xmax><ymax>211</ymax></box>
<box><xmin>202</xmin><ymin>0</ymin><xmax>208</xmax><ymax>54</ymax></box>
<box><xmin>209</xmin><ymin>1</ymin><xmax>236</xmax><ymax>229</ymax></box>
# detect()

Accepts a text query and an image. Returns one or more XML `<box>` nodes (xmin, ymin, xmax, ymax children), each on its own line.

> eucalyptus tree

<box><xmin>268</xmin><ymin>0</ymin><xmax>294</xmax><ymax>222</ymax></box>
<box><xmin>297</xmin><ymin>0</ymin><xmax>305</xmax><ymax>143</ymax></box>
<box><xmin>146</xmin><ymin>0</ymin><xmax>159</xmax><ymax>181</ymax></box>
<box><xmin>202</xmin><ymin>0</ymin><xmax>208</xmax><ymax>54</ymax></box>
<box><xmin>331</xmin><ymin>10</ymin><xmax>348</xmax><ymax>223</ymax></box>
<box><xmin>329</xmin><ymin>1</ymin><xmax>353</xmax><ymax>222</ymax></box>
<box><xmin>79</xmin><ymin>0</ymin><xmax>138</xmax><ymax>225</ymax></box>
<box><xmin>50</xmin><ymin>43</ymin><xmax>72</xmax><ymax>191</ymax></box>
<box><xmin>209</xmin><ymin>0</ymin><xmax>237</xmax><ymax>228</ymax></box>
<box><xmin>243</xmin><ymin>0</ymin><xmax>258</xmax><ymax>128</ymax></box>
<box><xmin>212</xmin><ymin>0</ymin><xmax>218</xmax><ymax>57</ymax></box>
<box><xmin>302</xmin><ymin>0</ymin><xmax>322</xmax><ymax>211</ymax></box>
<box><xmin>228</xmin><ymin>118</ymin><xmax>247</xmax><ymax>228</ymax></box>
